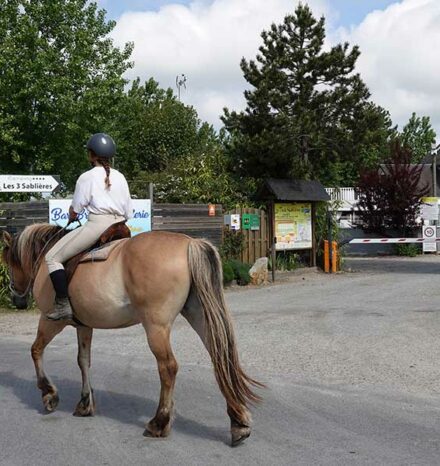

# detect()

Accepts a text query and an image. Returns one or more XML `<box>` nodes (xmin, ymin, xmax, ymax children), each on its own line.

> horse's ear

<box><xmin>2</xmin><ymin>231</ymin><xmax>11</xmax><ymax>247</ymax></box>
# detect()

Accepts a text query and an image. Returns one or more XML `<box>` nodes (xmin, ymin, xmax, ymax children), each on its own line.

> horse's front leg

<box><xmin>31</xmin><ymin>316</ymin><xmax>66</xmax><ymax>412</ymax></box>
<box><xmin>73</xmin><ymin>326</ymin><xmax>95</xmax><ymax>417</ymax></box>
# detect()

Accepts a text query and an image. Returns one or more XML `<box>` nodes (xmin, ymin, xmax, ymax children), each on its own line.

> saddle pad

<box><xmin>79</xmin><ymin>238</ymin><xmax>129</xmax><ymax>263</ymax></box>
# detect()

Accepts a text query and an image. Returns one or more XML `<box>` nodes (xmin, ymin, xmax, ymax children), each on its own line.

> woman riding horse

<box><xmin>45</xmin><ymin>133</ymin><xmax>132</xmax><ymax>321</ymax></box>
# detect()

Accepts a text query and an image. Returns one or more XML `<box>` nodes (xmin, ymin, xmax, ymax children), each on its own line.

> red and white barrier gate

<box><xmin>349</xmin><ymin>238</ymin><xmax>440</xmax><ymax>244</ymax></box>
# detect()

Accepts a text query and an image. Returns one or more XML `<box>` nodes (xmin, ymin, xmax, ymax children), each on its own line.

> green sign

<box><xmin>242</xmin><ymin>213</ymin><xmax>260</xmax><ymax>230</ymax></box>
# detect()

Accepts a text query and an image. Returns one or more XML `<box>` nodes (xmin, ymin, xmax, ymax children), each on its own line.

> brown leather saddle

<box><xmin>65</xmin><ymin>221</ymin><xmax>131</xmax><ymax>283</ymax></box>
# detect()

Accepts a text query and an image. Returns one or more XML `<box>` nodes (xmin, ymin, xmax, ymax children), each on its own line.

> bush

<box><xmin>394</xmin><ymin>244</ymin><xmax>421</xmax><ymax>257</ymax></box>
<box><xmin>0</xmin><ymin>245</ymin><xmax>11</xmax><ymax>307</ymax></box>
<box><xmin>222</xmin><ymin>259</ymin><xmax>251</xmax><ymax>286</ymax></box>
<box><xmin>220</xmin><ymin>229</ymin><xmax>245</xmax><ymax>261</ymax></box>
<box><xmin>268</xmin><ymin>251</ymin><xmax>301</xmax><ymax>271</ymax></box>
<box><xmin>222</xmin><ymin>261</ymin><xmax>234</xmax><ymax>286</ymax></box>
<box><xmin>229</xmin><ymin>259</ymin><xmax>251</xmax><ymax>286</ymax></box>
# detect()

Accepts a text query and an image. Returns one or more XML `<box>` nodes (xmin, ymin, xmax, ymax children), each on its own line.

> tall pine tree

<box><xmin>222</xmin><ymin>4</ymin><xmax>393</xmax><ymax>186</ymax></box>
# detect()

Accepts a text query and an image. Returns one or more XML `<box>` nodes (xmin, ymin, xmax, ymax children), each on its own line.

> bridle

<box><xmin>8</xmin><ymin>269</ymin><xmax>33</xmax><ymax>300</ymax></box>
<box><xmin>7</xmin><ymin>219</ymin><xmax>81</xmax><ymax>300</ymax></box>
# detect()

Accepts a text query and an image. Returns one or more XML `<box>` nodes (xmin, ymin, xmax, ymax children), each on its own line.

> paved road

<box><xmin>1</xmin><ymin>256</ymin><xmax>440</xmax><ymax>465</ymax></box>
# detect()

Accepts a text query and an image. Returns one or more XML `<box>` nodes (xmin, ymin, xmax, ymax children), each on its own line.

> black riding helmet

<box><xmin>86</xmin><ymin>133</ymin><xmax>116</xmax><ymax>159</ymax></box>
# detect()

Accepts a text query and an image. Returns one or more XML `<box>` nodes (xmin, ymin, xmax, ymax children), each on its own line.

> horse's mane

<box><xmin>11</xmin><ymin>223</ymin><xmax>66</xmax><ymax>275</ymax></box>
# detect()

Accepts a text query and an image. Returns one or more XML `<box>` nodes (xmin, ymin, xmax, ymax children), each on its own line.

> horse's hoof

<box><xmin>43</xmin><ymin>393</ymin><xmax>59</xmax><ymax>412</ymax></box>
<box><xmin>231</xmin><ymin>427</ymin><xmax>251</xmax><ymax>447</ymax></box>
<box><xmin>143</xmin><ymin>419</ymin><xmax>171</xmax><ymax>438</ymax></box>
<box><xmin>73</xmin><ymin>394</ymin><xmax>95</xmax><ymax>417</ymax></box>
<box><xmin>73</xmin><ymin>405</ymin><xmax>95</xmax><ymax>417</ymax></box>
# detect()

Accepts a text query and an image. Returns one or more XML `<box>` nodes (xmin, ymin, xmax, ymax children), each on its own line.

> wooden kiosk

<box><xmin>258</xmin><ymin>178</ymin><xmax>330</xmax><ymax>280</ymax></box>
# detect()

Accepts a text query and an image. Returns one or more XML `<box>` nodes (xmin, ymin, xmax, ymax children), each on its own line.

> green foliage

<box><xmin>314</xmin><ymin>200</ymin><xmax>342</xmax><ymax>262</ymax></box>
<box><xmin>113</xmin><ymin>78</ymin><xmax>203</xmax><ymax>176</ymax></box>
<box><xmin>273</xmin><ymin>251</ymin><xmax>299</xmax><ymax>271</ymax></box>
<box><xmin>219</xmin><ymin>229</ymin><xmax>245</xmax><ymax>261</ymax></box>
<box><xmin>0</xmin><ymin>0</ymin><xmax>133</xmax><ymax>190</ymax></box>
<box><xmin>400</xmin><ymin>113</ymin><xmax>436</xmax><ymax>163</ymax></box>
<box><xmin>228</xmin><ymin>259</ymin><xmax>251</xmax><ymax>286</ymax></box>
<box><xmin>222</xmin><ymin>261</ymin><xmax>235</xmax><ymax>286</ymax></box>
<box><xmin>394</xmin><ymin>244</ymin><xmax>421</xmax><ymax>257</ymax></box>
<box><xmin>0</xmin><ymin>245</ymin><xmax>11</xmax><ymax>307</ymax></box>
<box><xmin>222</xmin><ymin>4</ymin><xmax>394</xmax><ymax>186</ymax></box>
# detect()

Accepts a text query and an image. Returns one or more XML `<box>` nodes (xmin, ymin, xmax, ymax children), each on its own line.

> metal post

<box><xmin>271</xmin><ymin>241</ymin><xmax>276</xmax><ymax>282</ymax></box>
<box><xmin>433</xmin><ymin>151</ymin><xmax>437</xmax><ymax>197</ymax></box>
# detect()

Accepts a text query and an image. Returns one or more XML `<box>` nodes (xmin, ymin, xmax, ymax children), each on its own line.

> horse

<box><xmin>1</xmin><ymin>224</ymin><xmax>262</xmax><ymax>446</ymax></box>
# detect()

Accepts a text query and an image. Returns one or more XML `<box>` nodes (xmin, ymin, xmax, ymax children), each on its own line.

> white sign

<box><xmin>49</xmin><ymin>199</ymin><xmax>151</xmax><ymax>236</ymax></box>
<box><xmin>224</xmin><ymin>214</ymin><xmax>241</xmax><ymax>231</ymax></box>
<box><xmin>0</xmin><ymin>175</ymin><xmax>59</xmax><ymax>192</ymax></box>
<box><xmin>421</xmin><ymin>197</ymin><xmax>439</xmax><ymax>222</ymax></box>
<box><xmin>423</xmin><ymin>225</ymin><xmax>437</xmax><ymax>252</ymax></box>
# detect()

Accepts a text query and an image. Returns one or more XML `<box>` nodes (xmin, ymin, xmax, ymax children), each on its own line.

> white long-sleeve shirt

<box><xmin>71</xmin><ymin>166</ymin><xmax>133</xmax><ymax>219</ymax></box>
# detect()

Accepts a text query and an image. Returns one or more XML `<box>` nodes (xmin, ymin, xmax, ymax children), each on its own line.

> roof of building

<box><xmin>259</xmin><ymin>178</ymin><xmax>330</xmax><ymax>202</ymax></box>
<box><xmin>379</xmin><ymin>163</ymin><xmax>434</xmax><ymax>193</ymax></box>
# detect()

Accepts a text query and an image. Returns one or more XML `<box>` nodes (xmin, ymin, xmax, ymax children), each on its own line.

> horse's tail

<box><xmin>187</xmin><ymin>238</ymin><xmax>263</xmax><ymax>418</ymax></box>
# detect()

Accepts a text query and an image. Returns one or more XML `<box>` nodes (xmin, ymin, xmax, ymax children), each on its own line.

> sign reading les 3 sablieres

<box><xmin>49</xmin><ymin>199</ymin><xmax>151</xmax><ymax>236</ymax></box>
<box><xmin>0</xmin><ymin>175</ymin><xmax>59</xmax><ymax>192</ymax></box>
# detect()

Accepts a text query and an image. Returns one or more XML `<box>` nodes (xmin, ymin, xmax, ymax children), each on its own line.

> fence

<box><xmin>0</xmin><ymin>201</ymin><xmax>224</xmax><ymax>247</ymax></box>
<box><xmin>226</xmin><ymin>207</ymin><xmax>270</xmax><ymax>264</ymax></box>
<box><xmin>0</xmin><ymin>201</ymin><xmax>48</xmax><ymax>233</ymax></box>
<box><xmin>325</xmin><ymin>187</ymin><xmax>358</xmax><ymax>202</ymax></box>
<box><xmin>153</xmin><ymin>204</ymin><xmax>223</xmax><ymax>246</ymax></box>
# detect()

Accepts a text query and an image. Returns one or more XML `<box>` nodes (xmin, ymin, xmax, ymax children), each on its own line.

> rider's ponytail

<box><xmin>99</xmin><ymin>158</ymin><xmax>112</xmax><ymax>190</ymax></box>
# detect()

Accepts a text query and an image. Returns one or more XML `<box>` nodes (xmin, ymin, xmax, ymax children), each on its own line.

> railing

<box><xmin>325</xmin><ymin>187</ymin><xmax>358</xmax><ymax>202</ymax></box>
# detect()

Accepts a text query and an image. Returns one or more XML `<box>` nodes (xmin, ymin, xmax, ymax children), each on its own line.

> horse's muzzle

<box><xmin>12</xmin><ymin>294</ymin><xmax>29</xmax><ymax>310</ymax></box>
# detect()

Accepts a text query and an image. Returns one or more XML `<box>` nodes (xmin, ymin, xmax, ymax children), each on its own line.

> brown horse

<box><xmin>2</xmin><ymin>224</ymin><xmax>262</xmax><ymax>446</ymax></box>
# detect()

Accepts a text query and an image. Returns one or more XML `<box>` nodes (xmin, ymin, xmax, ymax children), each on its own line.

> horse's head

<box><xmin>2</xmin><ymin>231</ymin><xmax>30</xmax><ymax>309</ymax></box>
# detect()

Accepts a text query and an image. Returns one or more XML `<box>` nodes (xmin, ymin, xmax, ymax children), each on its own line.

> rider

<box><xmin>45</xmin><ymin>133</ymin><xmax>133</xmax><ymax>321</ymax></box>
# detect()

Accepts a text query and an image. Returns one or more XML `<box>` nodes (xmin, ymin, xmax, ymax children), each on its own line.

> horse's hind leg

<box><xmin>143</xmin><ymin>324</ymin><xmax>178</xmax><ymax>438</ymax></box>
<box><xmin>73</xmin><ymin>326</ymin><xmax>95</xmax><ymax>417</ymax></box>
<box><xmin>31</xmin><ymin>316</ymin><xmax>66</xmax><ymax>412</ymax></box>
<box><xmin>182</xmin><ymin>292</ymin><xmax>252</xmax><ymax>446</ymax></box>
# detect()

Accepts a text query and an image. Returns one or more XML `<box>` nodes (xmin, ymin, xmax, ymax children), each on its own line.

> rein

<box><xmin>8</xmin><ymin>220</ymin><xmax>81</xmax><ymax>299</ymax></box>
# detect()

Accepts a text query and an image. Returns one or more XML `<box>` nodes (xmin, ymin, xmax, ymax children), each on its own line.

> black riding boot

<box><xmin>47</xmin><ymin>269</ymin><xmax>73</xmax><ymax>321</ymax></box>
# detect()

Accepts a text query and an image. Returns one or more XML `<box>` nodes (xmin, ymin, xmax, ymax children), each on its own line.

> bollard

<box><xmin>324</xmin><ymin>240</ymin><xmax>330</xmax><ymax>273</ymax></box>
<box><xmin>332</xmin><ymin>241</ymin><xmax>338</xmax><ymax>273</ymax></box>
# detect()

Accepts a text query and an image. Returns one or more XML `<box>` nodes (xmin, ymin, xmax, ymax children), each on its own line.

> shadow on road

<box><xmin>0</xmin><ymin>371</ymin><xmax>228</xmax><ymax>444</ymax></box>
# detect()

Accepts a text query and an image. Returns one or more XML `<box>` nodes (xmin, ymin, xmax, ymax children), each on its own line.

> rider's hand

<box><xmin>68</xmin><ymin>206</ymin><xmax>78</xmax><ymax>222</ymax></box>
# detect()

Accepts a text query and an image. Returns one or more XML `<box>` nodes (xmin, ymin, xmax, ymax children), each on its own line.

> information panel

<box><xmin>49</xmin><ymin>199</ymin><xmax>151</xmax><ymax>236</ymax></box>
<box><xmin>275</xmin><ymin>203</ymin><xmax>312</xmax><ymax>250</ymax></box>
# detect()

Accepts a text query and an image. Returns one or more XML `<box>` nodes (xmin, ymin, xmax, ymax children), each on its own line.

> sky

<box><xmin>96</xmin><ymin>0</ymin><xmax>440</xmax><ymax>136</ymax></box>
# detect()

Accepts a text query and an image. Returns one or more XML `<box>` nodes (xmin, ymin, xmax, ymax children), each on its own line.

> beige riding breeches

<box><xmin>45</xmin><ymin>213</ymin><xmax>126</xmax><ymax>274</ymax></box>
